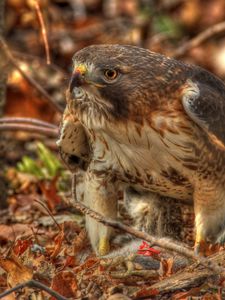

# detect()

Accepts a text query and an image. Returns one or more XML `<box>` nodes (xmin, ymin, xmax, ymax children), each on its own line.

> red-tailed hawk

<box><xmin>58</xmin><ymin>44</ymin><xmax>225</xmax><ymax>255</ymax></box>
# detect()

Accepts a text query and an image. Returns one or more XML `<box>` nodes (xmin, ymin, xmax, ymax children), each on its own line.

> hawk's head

<box><xmin>68</xmin><ymin>44</ymin><xmax>183</xmax><ymax>123</ymax></box>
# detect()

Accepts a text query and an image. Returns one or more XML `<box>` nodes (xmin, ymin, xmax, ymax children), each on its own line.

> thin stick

<box><xmin>0</xmin><ymin>117</ymin><xmax>57</xmax><ymax>129</ymax></box>
<box><xmin>0</xmin><ymin>36</ymin><xmax>63</xmax><ymax>113</ymax></box>
<box><xmin>34</xmin><ymin>199</ymin><xmax>61</xmax><ymax>232</ymax></box>
<box><xmin>68</xmin><ymin>199</ymin><xmax>225</xmax><ymax>275</ymax></box>
<box><xmin>0</xmin><ymin>124</ymin><xmax>58</xmax><ymax>137</ymax></box>
<box><xmin>0</xmin><ymin>279</ymin><xmax>68</xmax><ymax>300</ymax></box>
<box><xmin>34</xmin><ymin>198</ymin><xmax>71</xmax><ymax>244</ymax></box>
<box><xmin>173</xmin><ymin>21</ymin><xmax>225</xmax><ymax>58</ymax></box>
<box><xmin>33</xmin><ymin>0</ymin><xmax>50</xmax><ymax>64</ymax></box>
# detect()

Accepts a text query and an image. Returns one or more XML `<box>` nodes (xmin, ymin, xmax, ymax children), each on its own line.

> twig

<box><xmin>33</xmin><ymin>0</ymin><xmax>50</xmax><ymax>64</ymax></box>
<box><xmin>0</xmin><ymin>279</ymin><xmax>68</xmax><ymax>300</ymax></box>
<box><xmin>0</xmin><ymin>124</ymin><xmax>58</xmax><ymax>137</ymax></box>
<box><xmin>33</xmin><ymin>198</ymin><xmax>71</xmax><ymax>245</ymax></box>
<box><xmin>0</xmin><ymin>117</ymin><xmax>57</xmax><ymax>129</ymax></box>
<box><xmin>173</xmin><ymin>21</ymin><xmax>225</xmax><ymax>58</ymax></box>
<box><xmin>67</xmin><ymin>198</ymin><xmax>225</xmax><ymax>275</ymax></box>
<box><xmin>0</xmin><ymin>36</ymin><xmax>63</xmax><ymax>113</ymax></box>
<box><xmin>34</xmin><ymin>199</ymin><xmax>61</xmax><ymax>232</ymax></box>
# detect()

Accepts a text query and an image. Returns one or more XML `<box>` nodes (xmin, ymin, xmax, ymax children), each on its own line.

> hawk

<box><xmin>58</xmin><ymin>44</ymin><xmax>225</xmax><ymax>255</ymax></box>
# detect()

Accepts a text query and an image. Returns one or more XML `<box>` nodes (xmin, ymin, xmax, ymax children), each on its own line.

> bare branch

<box><xmin>34</xmin><ymin>198</ymin><xmax>62</xmax><ymax>232</ymax></box>
<box><xmin>67</xmin><ymin>198</ymin><xmax>225</xmax><ymax>275</ymax></box>
<box><xmin>173</xmin><ymin>21</ymin><xmax>225</xmax><ymax>58</ymax></box>
<box><xmin>0</xmin><ymin>117</ymin><xmax>57</xmax><ymax>129</ymax></box>
<box><xmin>0</xmin><ymin>36</ymin><xmax>63</xmax><ymax>113</ymax></box>
<box><xmin>33</xmin><ymin>0</ymin><xmax>51</xmax><ymax>64</ymax></box>
<box><xmin>0</xmin><ymin>279</ymin><xmax>68</xmax><ymax>300</ymax></box>
<box><xmin>0</xmin><ymin>124</ymin><xmax>58</xmax><ymax>137</ymax></box>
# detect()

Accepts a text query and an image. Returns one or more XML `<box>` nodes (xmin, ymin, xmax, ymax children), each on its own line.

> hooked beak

<box><xmin>69</xmin><ymin>65</ymin><xmax>87</xmax><ymax>93</ymax></box>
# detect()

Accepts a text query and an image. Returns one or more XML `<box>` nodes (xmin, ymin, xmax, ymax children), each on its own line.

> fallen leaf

<box><xmin>134</xmin><ymin>287</ymin><xmax>159</xmax><ymax>298</ymax></box>
<box><xmin>74</xmin><ymin>257</ymin><xmax>99</xmax><ymax>273</ymax></box>
<box><xmin>159</xmin><ymin>257</ymin><xmax>174</xmax><ymax>277</ymax></box>
<box><xmin>0</xmin><ymin>224</ymin><xmax>33</xmax><ymax>242</ymax></box>
<box><xmin>172</xmin><ymin>287</ymin><xmax>202</xmax><ymax>300</ymax></box>
<box><xmin>202</xmin><ymin>293</ymin><xmax>221</xmax><ymax>300</ymax></box>
<box><xmin>0</xmin><ymin>255</ymin><xmax>33</xmax><ymax>287</ymax></box>
<box><xmin>50</xmin><ymin>271</ymin><xmax>77</xmax><ymax>298</ymax></box>
<box><xmin>13</xmin><ymin>239</ymin><xmax>32</xmax><ymax>256</ymax></box>
<box><xmin>73</xmin><ymin>229</ymin><xmax>87</xmax><ymax>257</ymax></box>
<box><xmin>49</xmin><ymin>231</ymin><xmax>64</xmax><ymax>259</ymax></box>
<box><xmin>39</xmin><ymin>177</ymin><xmax>62</xmax><ymax>212</ymax></box>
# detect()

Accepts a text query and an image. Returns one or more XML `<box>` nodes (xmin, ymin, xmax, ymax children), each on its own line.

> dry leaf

<box><xmin>73</xmin><ymin>229</ymin><xmax>87</xmax><ymax>257</ymax></box>
<box><xmin>202</xmin><ymin>293</ymin><xmax>221</xmax><ymax>300</ymax></box>
<box><xmin>50</xmin><ymin>271</ymin><xmax>77</xmax><ymax>298</ymax></box>
<box><xmin>13</xmin><ymin>239</ymin><xmax>32</xmax><ymax>255</ymax></box>
<box><xmin>134</xmin><ymin>287</ymin><xmax>159</xmax><ymax>298</ymax></box>
<box><xmin>172</xmin><ymin>287</ymin><xmax>202</xmax><ymax>300</ymax></box>
<box><xmin>0</xmin><ymin>255</ymin><xmax>33</xmax><ymax>287</ymax></box>
<box><xmin>39</xmin><ymin>178</ymin><xmax>62</xmax><ymax>212</ymax></box>
<box><xmin>49</xmin><ymin>231</ymin><xmax>64</xmax><ymax>259</ymax></box>
<box><xmin>0</xmin><ymin>224</ymin><xmax>33</xmax><ymax>242</ymax></box>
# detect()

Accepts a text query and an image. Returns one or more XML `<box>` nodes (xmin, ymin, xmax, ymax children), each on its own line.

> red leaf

<box><xmin>135</xmin><ymin>288</ymin><xmax>159</xmax><ymax>298</ymax></box>
<box><xmin>13</xmin><ymin>239</ymin><xmax>32</xmax><ymax>256</ymax></box>
<box><xmin>39</xmin><ymin>177</ymin><xmax>62</xmax><ymax>212</ymax></box>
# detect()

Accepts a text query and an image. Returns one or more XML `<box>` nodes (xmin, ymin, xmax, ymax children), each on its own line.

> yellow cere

<box><xmin>75</xmin><ymin>64</ymin><xmax>87</xmax><ymax>74</ymax></box>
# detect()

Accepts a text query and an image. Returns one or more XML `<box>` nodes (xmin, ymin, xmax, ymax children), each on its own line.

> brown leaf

<box><xmin>159</xmin><ymin>257</ymin><xmax>174</xmax><ymax>277</ymax></box>
<box><xmin>39</xmin><ymin>178</ymin><xmax>62</xmax><ymax>212</ymax></box>
<box><xmin>134</xmin><ymin>287</ymin><xmax>159</xmax><ymax>298</ymax></box>
<box><xmin>74</xmin><ymin>257</ymin><xmax>99</xmax><ymax>273</ymax></box>
<box><xmin>202</xmin><ymin>293</ymin><xmax>221</xmax><ymax>300</ymax></box>
<box><xmin>172</xmin><ymin>287</ymin><xmax>202</xmax><ymax>300</ymax></box>
<box><xmin>49</xmin><ymin>231</ymin><xmax>64</xmax><ymax>259</ymax></box>
<box><xmin>73</xmin><ymin>229</ymin><xmax>87</xmax><ymax>257</ymax></box>
<box><xmin>50</xmin><ymin>271</ymin><xmax>77</xmax><ymax>298</ymax></box>
<box><xmin>0</xmin><ymin>255</ymin><xmax>33</xmax><ymax>287</ymax></box>
<box><xmin>0</xmin><ymin>224</ymin><xmax>33</xmax><ymax>242</ymax></box>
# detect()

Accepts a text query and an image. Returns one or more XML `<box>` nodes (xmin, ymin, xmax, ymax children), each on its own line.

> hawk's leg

<box><xmin>83</xmin><ymin>169</ymin><xmax>118</xmax><ymax>256</ymax></box>
<box><xmin>194</xmin><ymin>182</ymin><xmax>225</xmax><ymax>255</ymax></box>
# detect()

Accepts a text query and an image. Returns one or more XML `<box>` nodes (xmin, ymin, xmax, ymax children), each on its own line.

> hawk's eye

<box><xmin>104</xmin><ymin>69</ymin><xmax>118</xmax><ymax>81</ymax></box>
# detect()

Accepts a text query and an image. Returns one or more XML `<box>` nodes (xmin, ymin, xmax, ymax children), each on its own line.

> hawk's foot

<box><xmin>98</xmin><ymin>236</ymin><xmax>111</xmax><ymax>256</ymax></box>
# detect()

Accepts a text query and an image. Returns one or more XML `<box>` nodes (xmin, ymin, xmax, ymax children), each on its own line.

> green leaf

<box><xmin>16</xmin><ymin>143</ymin><xmax>62</xmax><ymax>179</ymax></box>
<box><xmin>153</xmin><ymin>15</ymin><xmax>182</xmax><ymax>38</ymax></box>
<box><xmin>37</xmin><ymin>142</ymin><xmax>62</xmax><ymax>178</ymax></box>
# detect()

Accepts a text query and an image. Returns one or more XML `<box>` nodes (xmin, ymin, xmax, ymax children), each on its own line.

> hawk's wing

<box><xmin>57</xmin><ymin>106</ymin><xmax>90</xmax><ymax>171</ymax></box>
<box><xmin>182</xmin><ymin>79</ymin><xmax>225</xmax><ymax>148</ymax></box>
